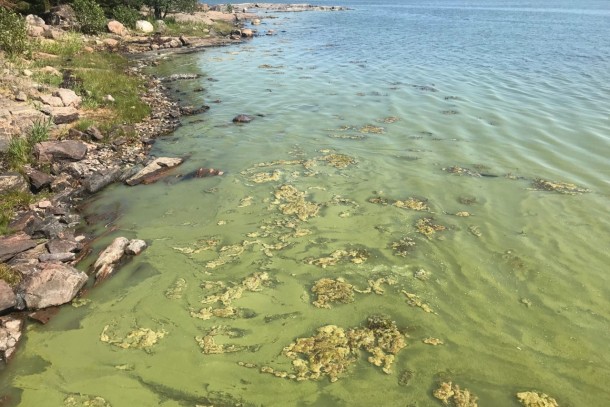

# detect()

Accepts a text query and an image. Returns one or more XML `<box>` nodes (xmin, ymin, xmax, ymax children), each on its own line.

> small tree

<box><xmin>143</xmin><ymin>0</ymin><xmax>197</xmax><ymax>20</ymax></box>
<box><xmin>0</xmin><ymin>7</ymin><xmax>30</xmax><ymax>57</ymax></box>
<box><xmin>72</xmin><ymin>0</ymin><xmax>106</xmax><ymax>34</ymax></box>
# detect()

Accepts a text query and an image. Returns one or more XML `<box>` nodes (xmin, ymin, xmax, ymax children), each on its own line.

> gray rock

<box><xmin>232</xmin><ymin>114</ymin><xmax>254</xmax><ymax>123</ymax></box>
<box><xmin>64</xmin><ymin>161</ymin><xmax>88</xmax><ymax>179</ymax></box>
<box><xmin>84</xmin><ymin>167</ymin><xmax>122</xmax><ymax>194</ymax></box>
<box><xmin>46</xmin><ymin>239</ymin><xmax>81</xmax><ymax>254</ymax></box>
<box><xmin>15</xmin><ymin>91</ymin><xmax>28</xmax><ymax>102</ymax></box>
<box><xmin>0</xmin><ymin>316</ymin><xmax>23</xmax><ymax>361</ymax></box>
<box><xmin>27</xmin><ymin>169</ymin><xmax>53</xmax><ymax>191</ymax></box>
<box><xmin>0</xmin><ymin>173</ymin><xmax>28</xmax><ymax>194</ymax></box>
<box><xmin>43</xmin><ymin>27</ymin><xmax>63</xmax><ymax>40</ymax></box>
<box><xmin>0</xmin><ymin>233</ymin><xmax>37</xmax><ymax>262</ymax></box>
<box><xmin>26</xmin><ymin>14</ymin><xmax>46</xmax><ymax>27</ymax></box>
<box><xmin>86</xmin><ymin>126</ymin><xmax>104</xmax><ymax>141</ymax></box>
<box><xmin>39</xmin><ymin>94</ymin><xmax>64</xmax><ymax>107</ymax></box>
<box><xmin>93</xmin><ymin>237</ymin><xmax>129</xmax><ymax>281</ymax></box>
<box><xmin>125</xmin><ymin>239</ymin><xmax>147</xmax><ymax>255</ymax></box>
<box><xmin>125</xmin><ymin>157</ymin><xmax>183</xmax><ymax>186</ymax></box>
<box><xmin>27</xmin><ymin>25</ymin><xmax>45</xmax><ymax>37</ymax></box>
<box><xmin>54</xmin><ymin>88</ymin><xmax>82</xmax><ymax>107</ymax></box>
<box><xmin>34</xmin><ymin>140</ymin><xmax>88</xmax><ymax>163</ymax></box>
<box><xmin>0</xmin><ymin>281</ymin><xmax>17</xmax><ymax>312</ymax></box>
<box><xmin>21</xmin><ymin>262</ymin><xmax>87</xmax><ymax>309</ymax></box>
<box><xmin>38</xmin><ymin>252</ymin><xmax>75</xmax><ymax>263</ymax></box>
<box><xmin>28</xmin><ymin>216</ymin><xmax>65</xmax><ymax>239</ymax></box>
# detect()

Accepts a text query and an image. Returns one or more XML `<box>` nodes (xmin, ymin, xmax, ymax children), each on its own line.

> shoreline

<box><xmin>0</xmin><ymin>1</ymin><xmax>347</xmax><ymax>376</ymax></box>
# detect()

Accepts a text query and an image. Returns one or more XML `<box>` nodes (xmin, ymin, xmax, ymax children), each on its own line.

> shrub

<box><xmin>0</xmin><ymin>263</ymin><xmax>23</xmax><ymax>285</ymax></box>
<box><xmin>113</xmin><ymin>5</ymin><xmax>141</xmax><ymax>29</ymax></box>
<box><xmin>0</xmin><ymin>190</ymin><xmax>33</xmax><ymax>236</ymax></box>
<box><xmin>0</xmin><ymin>7</ymin><xmax>30</xmax><ymax>57</ymax></box>
<box><xmin>72</xmin><ymin>0</ymin><xmax>106</xmax><ymax>34</ymax></box>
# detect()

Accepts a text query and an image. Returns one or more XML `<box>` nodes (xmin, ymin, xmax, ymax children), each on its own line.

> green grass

<box><xmin>74</xmin><ymin>118</ymin><xmax>96</xmax><ymax>132</ymax></box>
<box><xmin>212</xmin><ymin>21</ymin><xmax>236</xmax><ymax>36</ymax></box>
<box><xmin>34</xmin><ymin>32</ymin><xmax>85</xmax><ymax>57</ymax></box>
<box><xmin>163</xmin><ymin>19</ymin><xmax>212</xmax><ymax>37</ymax></box>
<box><xmin>0</xmin><ymin>263</ymin><xmax>22</xmax><ymax>286</ymax></box>
<box><xmin>0</xmin><ymin>190</ymin><xmax>33</xmax><ymax>236</ymax></box>
<box><xmin>7</xmin><ymin>118</ymin><xmax>52</xmax><ymax>170</ymax></box>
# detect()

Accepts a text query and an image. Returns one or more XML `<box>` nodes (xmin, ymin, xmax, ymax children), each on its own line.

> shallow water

<box><xmin>2</xmin><ymin>1</ymin><xmax>609</xmax><ymax>406</ymax></box>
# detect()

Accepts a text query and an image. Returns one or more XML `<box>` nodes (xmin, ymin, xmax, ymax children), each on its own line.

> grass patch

<box><xmin>163</xmin><ymin>18</ymin><xmax>211</xmax><ymax>36</ymax></box>
<box><xmin>212</xmin><ymin>21</ymin><xmax>236</xmax><ymax>36</ymax></box>
<box><xmin>0</xmin><ymin>190</ymin><xmax>33</xmax><ymax>236</ymax></box>
<box><xmin>35</xmin><ymin>51</ymin><xmax>150</xmax><ymax>126</ymax></box>
<box><xmin>74</xmin><ymin>118</ymin><xmax>97</xmax><ymax>132</ymax></box>
<box><xmin>0</xmin><ymin>263</ymin><xmax>22</xmax><ymax>287</ymax></box>
<box><xmin>34</xmin><ymin>32</ymin><xmax>85</xmax><ymax>57</ymax></box>
<box><xmin>7</xmin><ymin>118</ymin><xmax>52</xmax><ymax>170</ymax></box>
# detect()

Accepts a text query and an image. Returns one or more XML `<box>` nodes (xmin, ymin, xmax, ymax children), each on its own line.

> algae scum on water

<box><xmin>4</xmin><ymin>2</ymin><xmax>610</xmax><ymax>406</ymax></box>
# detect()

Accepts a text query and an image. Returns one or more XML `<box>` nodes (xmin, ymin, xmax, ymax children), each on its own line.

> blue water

<box><xmin>2</xmin><ymin>1</ymin><xmax>610</xmax><ymax>406</ymax></box>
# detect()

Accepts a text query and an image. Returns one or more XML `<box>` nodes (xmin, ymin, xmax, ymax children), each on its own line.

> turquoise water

<box><xmin>2</xmin><ymin>1</ymin><xmax>609</xmax><ymax>406</ymax></box>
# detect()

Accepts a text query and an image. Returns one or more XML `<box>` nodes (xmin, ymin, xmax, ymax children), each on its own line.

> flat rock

<box><xmin>0</xmin><ymin>233</ymin><xmax>38</xmax><ymax>262</ymax></box>
<box><xmin>40</xmin><ymin>105</ymin><xmax>79</xmax><ymax>124</ymax></box>
<box><xmin>38</xmin><ymin>252</ymin><xmax>76</xmax><ymax>263</ymax></box>
<box><xmin>54</xmin><ymin>88</ymin><xmax>81</xmax><ymax>107</ymax></box>
<box><xmin>34</xmin><ymin>140</ymin><xmax>88</xmax><ymax>162</ymax></box>
<box><xmin>46</xmin><ymin>238</ymin><xmax>82</xmax><ymax>254</ymax></box>
<box><xmin>38</xmin><ymin>94</ymin><xmax>64</xmax><ymax>107</ymax></box>
<box><xmin>93</xmin><ymin>237</ymin><xmax>130</xmax><ymax>281</ymax></box>
<box><xmin>0</xmin><ymin>316</ymin><xmax>23</xmax><ymax>361</ymax></box>
<box><xmin>0</xmin><ymin>173</ymin><xmax>28</xmax><ymax>194</ymax></box>
<box><xmin>0</xmin><ymin>281</ymin><xmax>17</xmax><ymax>312</ymax></box>
<box><xmin>21</xmin><ymin>262</ymin><xmax>88</xmax><ymax>309</ymax></box>
<box><xmin>125</xmin><ymin>157</ymin><xmax>183</xmax><ymax>186</ymax></box>
<box><xmin>27</xmin><ymin>216</ymin><xmax>65</xmax><ymax>239</ymax></box>
<box><xmin>125</xmin><ymin>239</ymin><xmax>147</xmax><ymax>255</ymax></box>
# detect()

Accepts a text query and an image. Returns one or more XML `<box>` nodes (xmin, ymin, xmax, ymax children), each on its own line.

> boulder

<box><xmin>27</xmin><ymin>168</ymin><xmax>54</xmax><ymax>192</ymax></box>
<box><xmin>125</xmin><ymin>157</ymin><xmax>183</xmax><ymax>186</ymax></box>
<box><xmin>26</xmin><ymin>14</ymin><xmax>46</xmax><ymax>27</ymax></box>
<box><xmin>93</xmin><ymin>237</ymin><xmax>130</xmax><ymax>281</ymax></box>
<box><xmin>125</xmin><ymin>239</ymin><xmax>147</xmax><ymax>255</ymax></box>
<box><xmin>27</xmin><ymin>25</ymin><xmax>45</xmax><ymax>37</ymax></box>
<box><xmin>27</xmin><ymin>216</ymin><xmax>66</xmax><ymax>239</ymax></box>
<box><xmin>34</xmin><ymin>140</ymin><xmax>88</xmax><ymax>163</ymax></box>
<box><xmin>86</xmin><ymin>126</ymin><xmax>104</xmax><ymax>141</ymax></box>
<box><xmin>0</xmin><ymin>281</ymin><xmax>17</xmax><ymax>312</ymax></box>
<box><xmin>21</xmin><ymin>262</ymin><xmax>87</xmax><ymax>309</ymax></box>
<box><xmin>232</xmin><ymin>114</ymin><xmax>254</xmax><ymax>123</ymax></box>
<box><xmin>241</xmin><ymin>28</ymin><xmax>254</xmax><ymax>38</ymax></box>
<box><xmin>43</xmin><ymin>4</ymin><xmax>77</xmax><ymax>29</ymax></box>
<box><xmin>0</xmin><ymin>173</ymin><xmax>28</xmax><ymax>194</ymax></box>
<box><xmin>0</xmin><ymin>316</ymin><xmax>23</xmax><ymax>361</ymax></box>
<box><xmin>40</xmin><ymin>105</ymin><xmax>79</xmax><ymax>124</ymax></box>
<box><xmin>54</xmin><ymin>88</ymin><xmax>82</xmax><ymax>108</ymax></box>
<box><xmin>43</xmin><ymin>27</ymin><xmax>64</xmax><ymax>40</ymax></box>
<box><xmin>15</xmin><ymin>91</ymin><xmax>28</xmax><ymax>102</ymax></box>
<box><xmin>107</xmin><ymin>20</ymin><xmax>127</xmax><ymax>36</ymax></box>
<box><xmin>136</xmin><ymin>20</ymin><xmax>154</xmax><ymax>33</ymax></box>
<box><xmin>168</xmin><ymin>39</ymin><xmax>181</xmax><ymax>48</ymax></box>
<box><xmin>0</xmin><ymin>233</ymin><xmax>37</xmax><ymax>262</ymax></box>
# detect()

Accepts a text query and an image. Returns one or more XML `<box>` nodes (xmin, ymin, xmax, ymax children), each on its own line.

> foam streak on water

<box><xmin>2</xmin><ymin>1</ymin><xmax>609</xmax><ymax>406</ymax></box>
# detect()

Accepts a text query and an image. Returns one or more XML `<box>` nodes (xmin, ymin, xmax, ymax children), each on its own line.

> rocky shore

<box><xmin>0</xmin><ymin>2</ymin><xmax>347</xmax><ymax>369</ymax></box>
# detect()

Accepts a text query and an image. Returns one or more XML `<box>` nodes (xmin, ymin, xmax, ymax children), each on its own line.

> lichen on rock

<box><xmin>359</xmin><ymin>124</ymin><xmax>385</xmax><ymax>134</ymax></box>
<box><xmin>272</xmin><ymin>184</ymin><xmax>320</xmax><ymax>221</ymax></box>
<box><xmin>416</xmin><ymin>217</ymin><xmax>447</xmax><ymax>239</ymax></box>
<box><xmin>265</xmin><ymin>315</ymin><xmax>407</xmax><ymax>382</ymax></box>
<box><xmin>306</xmin><ymin>248</ymin><xmax>369</xmax><ymax>268</ymax></box>
<box><xmin>100</xmin><ymin>325</ymin><xmax>167</xmax><ymax>352</ymax></box>
<box><xmin>516</xmin><ymin>391</ymin><xmax>560</xmax><ymax>407</ymax></box>
<box><xmin>311</xmin><ymin>278</ymin><xmax>355</xmax><ymax>308</ymax></box>
<box><xmin>394</xmin><ymin>197</ymin><xmax>429</xmax><ymax>211</ymax></box>
<box><xmin>531</xmin><ymin>178</ymin><xmax>590</xmax><ymax>195</ymax></box>
<box><xmin>433</xmin><ymin>381</ymin><xmax>478</xmax><ymax>406</ymax></box>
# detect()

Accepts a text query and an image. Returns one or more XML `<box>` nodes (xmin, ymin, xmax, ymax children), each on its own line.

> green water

<box><xmin>3</xmin><ymin>2</ymin><xmax>610</xmax><ymax>406</ymax></box>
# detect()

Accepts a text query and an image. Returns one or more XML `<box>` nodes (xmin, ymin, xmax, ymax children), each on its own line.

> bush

<box><xmin>72</xmin><ymin>0</ymin><xmax>106</xmax><ymax>34</ymax></box>
<box><xmin>113</xmin><ymin>5</ymin><xmax>141</xmax><ymax>29</ymax></box>
<box><xmin>0</xmin><ymin>7</ymin><xmax>30</xmax><ymax>57</ymax></box>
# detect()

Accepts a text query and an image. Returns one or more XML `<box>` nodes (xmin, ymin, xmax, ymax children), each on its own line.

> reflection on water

<box><xmin>2</xmin><ymin>2</ymin><xmax>610</xmax><ymax>406</ymax></box>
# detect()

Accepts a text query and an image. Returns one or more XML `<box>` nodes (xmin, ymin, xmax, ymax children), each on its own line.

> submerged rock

<box><xmin>93</xmin><ymin>237</ymin><xmax>130</xmax><ymax>282</ymax></box>
<box><xmin>125</xmin><ymin>156</ymin><xmax>183</xmax><ymax>186</ymax></box>
<box><xmin>232</xmin><ymin>114</ymin><xmax>254</xmax><ymax>123</ymax></box>
<box><xmin>0</xmin><ymin>316</ymin><xmax>23</xmax><ymax>361</ymax></box>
